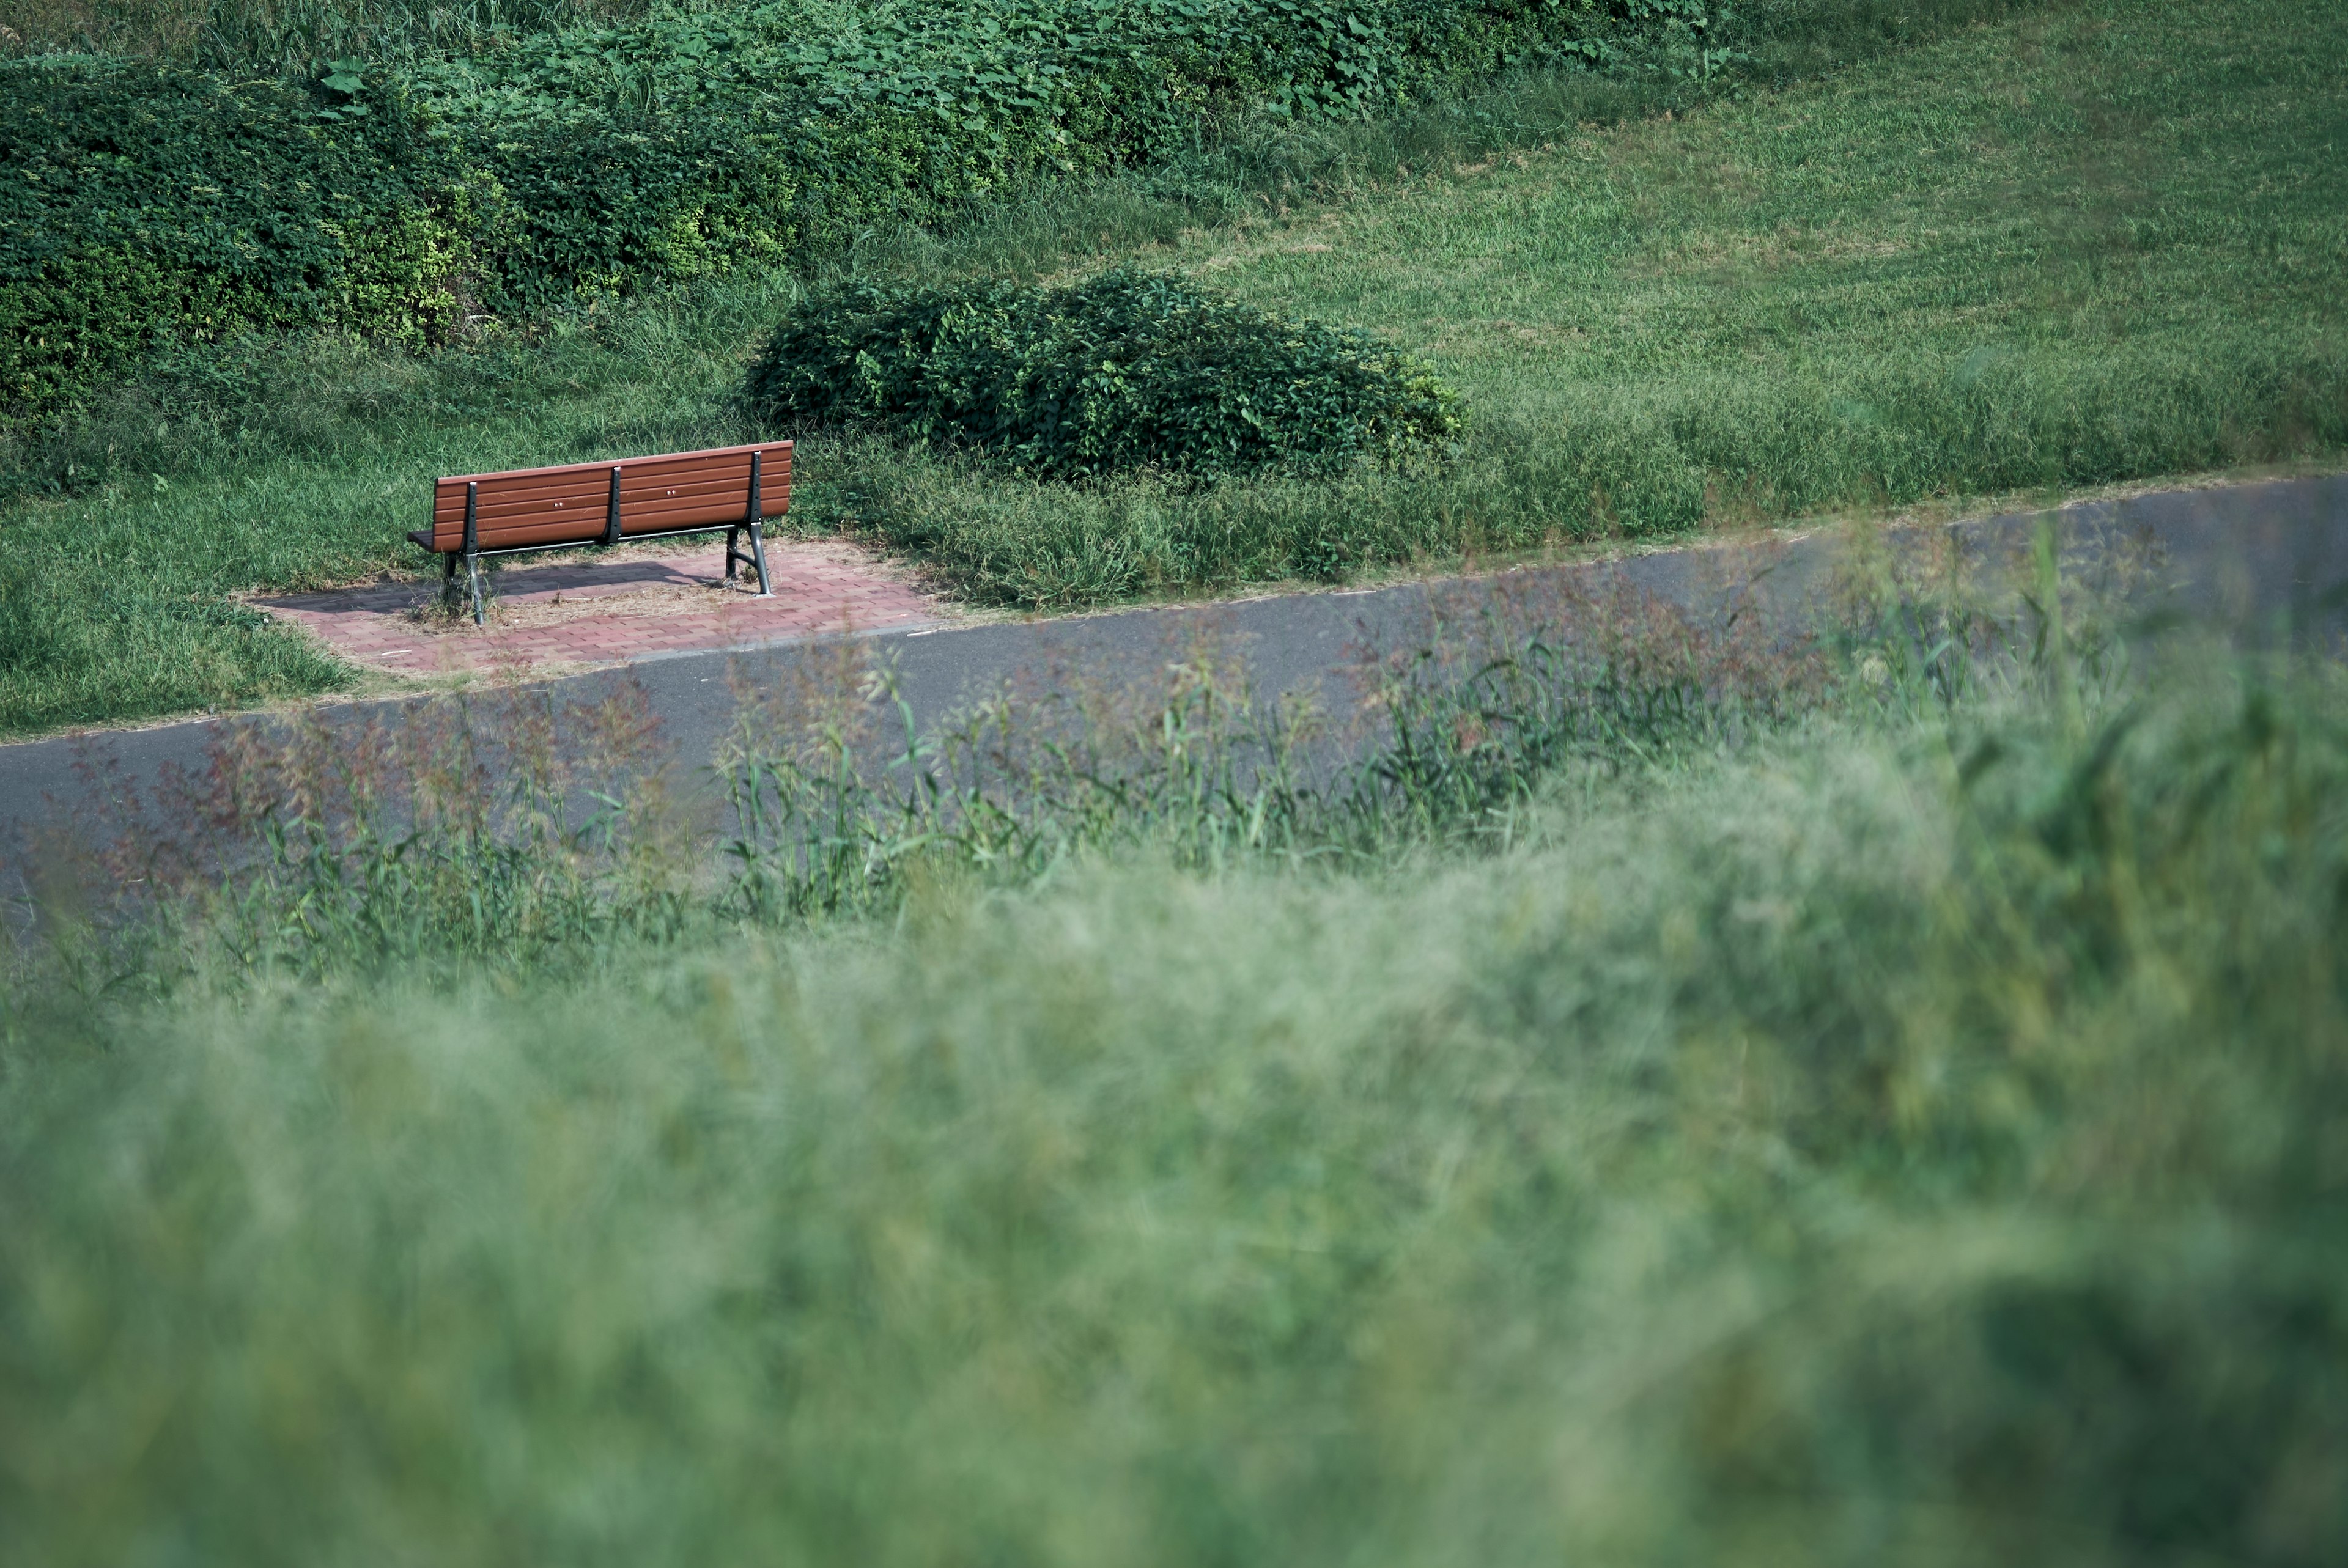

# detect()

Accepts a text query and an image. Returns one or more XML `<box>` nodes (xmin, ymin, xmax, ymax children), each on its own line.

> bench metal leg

<box><xmin>459</xmin><ymin>478</ymin><xmax>487</xmax><ymax>626</ymax></box>
<box><xmin>725</xmin><ymin>522</ymin><xmax>774</xmax><ymax>597</ymax></box>
<box><xmin>726</xmin><ymin>447</ymin><xmax>775</xmax><ymax>598</ymax></box>
<box><xmin>748</xmin><ymin>517</ymin><xmax>773</xmax><ymax>598</ymax></box>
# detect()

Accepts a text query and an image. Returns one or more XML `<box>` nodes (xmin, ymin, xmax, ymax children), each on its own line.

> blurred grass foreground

<box><xmin>4</xmin><ymin>531</ymin><xmax>2347</xmax><ymax>1565</ymax></box>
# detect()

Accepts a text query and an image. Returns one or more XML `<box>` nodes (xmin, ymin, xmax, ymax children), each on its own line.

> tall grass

<box><xmin>715</xmin><ymin>554</ymin><xmax>1838</xmax><ymax>921</ymax></box>
<box><xmin>15</xmin><ymin>517</ymin><xmax>2136</xmax><ymax>980</ymax></box>
<box><xmin>795</xmin><ymin>335</ymin><xmax>2348</xmax><ymax>608</ymax></box>
<box><xmin>24</xmin><ymin>675</ymin><xmax>698</xmax><ymax>992</ymax></box>
<box><xmin>5</xmin><ymin>543</ymin><xmax>2346</xmax><ymax>1563</ymax></box>
<box><xmin>21</xmin><ymin>554</ymin><xmax>1825</xmax><ymax>982</ymax></box>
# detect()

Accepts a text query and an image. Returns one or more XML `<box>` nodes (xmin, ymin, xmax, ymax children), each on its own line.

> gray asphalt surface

<box><xmin>4</xmin><ymin>471</ymin><xmax>2344</xmax><ymax>885</ymax></box>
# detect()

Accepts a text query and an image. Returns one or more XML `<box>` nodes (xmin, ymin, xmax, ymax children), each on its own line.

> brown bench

<box><xmin>409</xmin><ymin>439</ymin><xmax>793</xmax><ymax>624</ymax></box>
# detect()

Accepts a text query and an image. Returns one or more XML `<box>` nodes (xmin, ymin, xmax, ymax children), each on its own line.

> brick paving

<box><xmin>257</xmin><ymin>539</ymin><xmax>947</xmax><ymax>676</ymax></box>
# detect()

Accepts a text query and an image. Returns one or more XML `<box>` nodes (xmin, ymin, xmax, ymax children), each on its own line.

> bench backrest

<box><xmin>424</xmin><ymin>440</ymin><xmax>793</xmax><ymax>554</ymax></box>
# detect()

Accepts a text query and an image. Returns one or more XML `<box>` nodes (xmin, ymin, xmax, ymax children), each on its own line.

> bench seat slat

<box><xmin>437</xmin><ymin>476</ymin><xmax>796</xmax><ymax>526</ymax></box>
<box><xmin>430</xmin><ymin>487</ymin><xmax>796</xmax><ymax>551</ymax></box>
<box><xmin>431</xmin><ymin>501</ymin><xmax>798</xmax><ymax>554</ymax></box>
<box><xmin>430</xmin><ymin>440</ymin><xmax>791</xmax><ymax>490</ymax></box>
<box><xmin>443</xmin><ymin>465</ymin><xmax>793</xmax><ymax>511</ymax></box>
<box><xmin>423</xmin><ymin>440</ymin><xmax>791</xmax><ymax>554</ymax></box>
<box><xmin>441</xmin><ymin>468</ymin><xmax>789</xmax><ymax>505</ymax></box>
<box><xmin>432</xmin><ymin>482</ymin><xmax>794</xmax><ymax>538</ymax></box>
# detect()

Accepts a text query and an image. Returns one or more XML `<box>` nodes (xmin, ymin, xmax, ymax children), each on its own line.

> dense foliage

<box><xmin>0</xmin><ymin>59</ymin><xmax>484</xmax><ymax>414</ymax></box>
<box><xmin>2</xmin><ymin>0</ymin><xmax>1713</xmax><ymax>416</ymax></box>
<box><xmin>745</xmin><ymin>270</ymin><xmax>1464</xmax><ymax>478</ymax></box>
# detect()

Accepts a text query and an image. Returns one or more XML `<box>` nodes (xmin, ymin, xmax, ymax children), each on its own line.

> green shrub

<box><xmin>744</xmin><ymin>270</ymin><xmax>1464</xmax><ymax>479</ymax></box>
<box><xmin>0</xmin><ymin>56</ymin><xmax>482</xmax><ymax>413</ymax></box>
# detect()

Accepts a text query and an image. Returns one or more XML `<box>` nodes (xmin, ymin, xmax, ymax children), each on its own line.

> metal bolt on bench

<box><xmin>410</xmin><ymin>440</ymin><xmax>792</xmax><ymax>625</ymax></box>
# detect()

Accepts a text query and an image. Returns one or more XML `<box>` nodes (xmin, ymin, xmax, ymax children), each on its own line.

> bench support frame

<box><xmin>428</xmin><ymin>449</ymin><xmax>777</xmax><ymax>626</ymax></box>
<box><xmin>723</xmin><ymin>449</ymin><xmax>776</xmax><ymax>600</ymax></box>
<box><xmin>438</xmin><ymin>480</ymin><xmax>489</xmax><ymax>625</ymax></box>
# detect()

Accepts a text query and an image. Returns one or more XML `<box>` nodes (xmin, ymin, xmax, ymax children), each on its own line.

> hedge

<box><xmin>745</xmin><ymin>268</ymin><xmax>1466</xmax><ymax>477</ymax></box>
<box><xmin>1</xmin><ymin>0</ymin><xmax>1718</xmax><ymax>418</ymax></box>
<box><xmin>0</xmin><ymin>61</ymin><xmax>487</xmax><ymax>414</ymax></box>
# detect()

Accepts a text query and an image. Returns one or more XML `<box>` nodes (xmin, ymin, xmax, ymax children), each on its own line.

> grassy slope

<box><xmin>1210</xmin><ymin>0</ymin><xmax>2347</xmax><ymax>420</ymax></box>
<box><xmin>833</xmin><ymin>0</ymin><xmax>2347</xmax><ymax>591</ymax></box>
<box><xmin>2</xmin><ymin>0</ymin><xmax>2342</xmax><ymax>735</ymax></box>
<box><xmin>7</xmin><ymin>664</ymin><xmax>2347</xmax><ymax>1563</ymax></box>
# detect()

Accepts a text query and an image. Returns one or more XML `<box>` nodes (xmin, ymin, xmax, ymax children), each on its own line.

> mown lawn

<box><xmin>1</xmin><ymin>0</ymin><xmax>2341</xmax><ymax>735</ymax></box>
<box><xmin>1200</xmin><ymin>0</ymin><xmax>2346</xmax><ymax>410</ymax></box>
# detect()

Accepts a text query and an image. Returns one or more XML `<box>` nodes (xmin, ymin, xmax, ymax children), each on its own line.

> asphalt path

<box><xmin>4</xmin><ymin>471</ymin><xmax>2344</xmax><ymax>886</ymax></box>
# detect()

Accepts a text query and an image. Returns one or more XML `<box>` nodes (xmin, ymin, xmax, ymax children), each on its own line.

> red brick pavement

<box><xmin>257</xmin><ymin>540</ymin><xmax>947</xmax><ymax>676</ymax></box>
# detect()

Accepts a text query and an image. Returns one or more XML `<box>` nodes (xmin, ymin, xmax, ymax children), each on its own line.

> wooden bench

<box><xmin>410</xmin><ymin>440</ymin><xmax>793</xmax><ymax>624</ymax></box>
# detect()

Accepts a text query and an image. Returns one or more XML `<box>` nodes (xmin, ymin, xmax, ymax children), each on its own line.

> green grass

<box><xmin>9</xmin><ymin>10</ymin><xmax>2344</xmax><ymax>1546</ymax></box>
<box><xmin>2</xmin><ymin>0</ymin><xmax>2343</xmax><ymax>737</ymax></box>
<box><xmin>821</xmin><ymin>0</ymin><xmax>2348</xmax><ymax>591</ymax></box>
<box><xmin>7</xmin><ymin>623</ymin><xmax>2347</xmax><ymax>1563</ymax></box>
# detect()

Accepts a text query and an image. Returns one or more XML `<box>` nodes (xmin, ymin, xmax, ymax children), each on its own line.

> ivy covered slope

<box><xmin>1</xmin><ymin>0</ymin><xmax>1713</xmax><ymax>418</ymax></box>
<box><xmin>0</xmin><ymin>62</ymin><xmax>481</xmax><ymax>416</ymax></box>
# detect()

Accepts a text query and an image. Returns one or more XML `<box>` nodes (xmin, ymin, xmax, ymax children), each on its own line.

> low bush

<box><xmin>745</xmin><ymin>270</ymin><xmax>1464</xmax><ymax>480</ymax></box>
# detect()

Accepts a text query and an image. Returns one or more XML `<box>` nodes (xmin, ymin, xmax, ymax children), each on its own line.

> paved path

<box><xmin>5</xmin><ymin>473</ymin><xmax>2344</xmax><ymax>880</ymax></box>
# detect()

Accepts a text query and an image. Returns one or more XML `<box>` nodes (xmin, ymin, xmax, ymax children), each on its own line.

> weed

<box><xmin>22</xmin><ymin>674</ymin><xmax>695</xmax><ymax>984</ymax></box>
